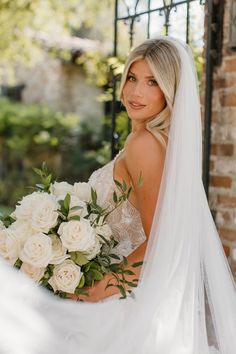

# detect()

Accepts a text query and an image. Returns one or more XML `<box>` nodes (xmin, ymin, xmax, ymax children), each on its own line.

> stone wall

<box><xmin>205</xmin><ymin>0</ymin><xmax>236</xmax><ymax>276</ymax></box>
<box><xmin>15</xmin><ymin>54</ymin><xmax>103</xmax><ymax>124</ymax></box>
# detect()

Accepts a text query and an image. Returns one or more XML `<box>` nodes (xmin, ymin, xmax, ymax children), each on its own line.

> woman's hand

<box><xmin>68</xmin><ymin>241</ymin><xmax>147</xmax><ymax>303</ymax></box>
<box><xmin>68</xmin><ymin>273</ymin><xmax>120</xmax><ymax>302</ymax></box>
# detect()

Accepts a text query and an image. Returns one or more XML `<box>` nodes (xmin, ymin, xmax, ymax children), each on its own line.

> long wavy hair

<box><xmin>119</xmin><ymin>38</ymin><xmax>181</xmax><ymax>149</ymax></box>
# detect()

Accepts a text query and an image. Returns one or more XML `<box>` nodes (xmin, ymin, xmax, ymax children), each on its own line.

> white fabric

<box><xmin>1</xmin><ymin>36</ymin><xmax>236</xmax><ymax>354</ymax></box>
<box><xmin>88</xmin><ymin>148</ymin><xmax>146</xmax><ymax>259</ymax></box>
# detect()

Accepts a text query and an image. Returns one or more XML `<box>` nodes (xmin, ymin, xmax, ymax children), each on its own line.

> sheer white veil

<box><xmin>1</xmin><ymin>36</ymin><xmax>236</xmax><ymax>354</ymax></box>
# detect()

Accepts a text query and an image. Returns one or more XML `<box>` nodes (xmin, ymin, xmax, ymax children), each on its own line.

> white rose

<box><xmin>48</xmin><ymin>260</ymin><xmax>82</xmax><ymax>293</ymax></box>
<box><xmin>58</xmin><ymin>219</ymin><xmax>96</xmax><ymax>252</ymax></box>
<box><xmin>50</xmin><ymin>234</ymin><xmax>70</xmax><ymax>265</ymax></box>
<box><xmin>9</xmin><ymin>220</ymin><xmax>35</xmax><ymax>246</ymax></box>
<box><xmin>50</xmin><ymin>182</ymin><xmax>73</xmax><ymax>197</ymax></box>
<box><xmin>95</xmin><ymin>223</ymin><xmax>113</xmax><ymax>244</ymax></box>
<box><xmin>83</xmin><ymin>237</ymin><xmax>101</xmax><ymax>260</ymax></box>
<box><xmin>31</xmin><ymin>194</ymin><xmax>58</xmax><ymax>233</ymax></box>
<box><xmin>19</xmin><ymin>233</ymin><xmax>52</xmax><ymax>267</ymax></box>
<box><xmin>68</xmin><ymin>195</ymin><xmax>87</xmax><ymax>218</ymax></box>
<box><xmin>0</xmin><ymin>228</ymin><xmax>20</xmax><ymax>265</ymax></box>
<box><xmin>73</xmin><ymin>182</ymin><xmax>91</xmax><ymax>202</ymax></box>
<box><xmin>21</xmin><ymin>262</ymin><xmax>45</xmax><ymax>282</ymax></box>
<box><xmin>11</xmin><ymin>191</ymin><xmax>43</xmax><ymax>221</ymax></box>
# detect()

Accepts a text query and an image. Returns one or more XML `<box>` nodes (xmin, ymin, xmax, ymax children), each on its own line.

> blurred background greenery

<box><xmin>0</xmin><ymin>0</ymin><xmax>203</xmax><ymax>213</ymax></box>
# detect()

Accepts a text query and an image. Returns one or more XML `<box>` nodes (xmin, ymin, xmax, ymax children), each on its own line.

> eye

<box><xmin>127</xmin><ymin>75</ymin><xmax>136</xmax><ymax>82</ymax></box>
<box><xmin>148</xmin><ymin>79</ymin><xmax>158</xmax><ymax>86</ymax></box>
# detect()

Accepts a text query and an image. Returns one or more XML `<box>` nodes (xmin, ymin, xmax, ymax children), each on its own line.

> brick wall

<box><xmin>204</xmin><ymin>0</ymin><xmax>236</xmax><ymax>276</ymax></box>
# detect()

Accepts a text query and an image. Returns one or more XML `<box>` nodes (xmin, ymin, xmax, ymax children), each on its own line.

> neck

<box><xmin>131</xmin><ymin>120</ymin><xmax>147</xmax><ymax>133</ymax></box>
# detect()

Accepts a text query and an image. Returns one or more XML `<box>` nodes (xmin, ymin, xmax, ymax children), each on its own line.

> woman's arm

<box><xmin>125</xmin><ymin>130</ymin><xmax>166</xmax><ymax>236</ymax></box>
<box><xmin>70</xmin><ymin>240</ymin><xmax>147</xmax><ymax>302</ymax></box>
<box><xmin>70</xmin><ymin>131</ymin><xmax>165</xmax><ymax>302</ymax></box>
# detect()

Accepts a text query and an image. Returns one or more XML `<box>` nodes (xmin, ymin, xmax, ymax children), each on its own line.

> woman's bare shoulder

<box><xmin>124</xmin><ymin>130</ymin><xmax>166</xmax><ymax>169</ymax></box>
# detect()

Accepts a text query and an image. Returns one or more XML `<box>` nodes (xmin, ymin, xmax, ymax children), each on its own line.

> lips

<box><xmin>128</xmin><ymin>100</ymin><xmax>146</xmax><ymax>110</ymax></box>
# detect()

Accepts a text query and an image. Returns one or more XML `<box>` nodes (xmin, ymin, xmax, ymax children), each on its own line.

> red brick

<box><xmin>217</xmin><ymin>195</ymin><xmax>236</xmax><ymax>207</ymax></box>
<box><xmin>210</xmin><ymin>175</ymin><xmax>232</xmax><ymax>188</ymax></box>
<box><xmin>219</xmin><ymin>210</ymin><xmax>231</xmax><ymax>223</ymax></box>
<box><xmin>211</xmin><ymin>111</ymin><xmax>219</xmax><ymax>122</ymax></box>
<box><xmin>224</xmin><ymin>57</ymin><xmax>236</xmax><ymax>72</ymax></box>
<box><xmin>220</xmin><ymin>92</ymin><xmax>236</xmax><ymax>106</ymax></box>
<box><xmin>210</xmin><ymin>143</ymin><xmax>234</xmax><ymax>156</ymax></box>
<box><xmin>219</xmin><ymin>228</ymin><xmax>236</xmax><ymax>241</ymax></box>
<box><xmin>224</xmin><ymin>76</ymin><xmax>236</xmax><ymax>87</ymax></box>
<box><xmin>213</xmin><ymin>78</ymin><xmax>224</xmax><ymax>89</ymax></box>
<box><xmin>210</xmin><ymin>160</ymin><xmax>215</xmax><ymax>172</ymax></box>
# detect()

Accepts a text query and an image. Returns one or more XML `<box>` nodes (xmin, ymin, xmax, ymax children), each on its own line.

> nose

<box><xmin>132</xmin><ymin>81</ymin><xmax>144</xmax><ymax>97</ymax></box>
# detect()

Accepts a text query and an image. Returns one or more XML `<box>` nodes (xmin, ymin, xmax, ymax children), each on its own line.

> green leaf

<box><xmin>33</xmin><ymin>167</ymin><xmax>43</xmax><ymax>177</ymax></box>
<box><xmin>122</xmin><ymin>179</ymin><xmax>127</xmax><ymax>191</ymax></box>
<box><xmin>113</xmin><ymin>179</ymin><xmax>122</xmax><ymax>189</ymax></box>
<box><xmin>131</xmin><ymin>261</ymin><xmax>143</xmax><ymax>268</ymax></box>
<box><xmin>122</xmin><ymin>256</ymin><xmax>128</xmax><ymax>266</ymax></box>
<box><xmin>78</xmin><ymin>274</ymin><xmax>85</xmax><ymax>288</ymax></box>
<box><xmin>69</xmin><ymin>251</ymin><xmax>89</xmax><ymax>266</ymax></box>
<box><xmin>90</xmin><ymin>261</ymin><xmax>102</xmax><ymax>271</ymax></box>
<box><xmin>115</xmin><ymin>284</ymin><xmax>126</xmax><ymax>298</ymax></box>
<box><xmin>44</xmin><ymin>174</ymin><xmax>52</xmax><ymax>186</ymax></box>
<box><xmin>91</xmin><ymin>187</ymin><xmax>97</xmax><ymax>204</ymax></box>
<box><xmin>74</xmin><ymin>288</ymin><xmax>89</xmax><ymax>296</ymax></box>
<box><xmin>70</xmin><ymin>206</ymin><xmax>83</xmax><ymax>211</ymax></box>
<box><xmin>122</xmin><ymin>269</ymin><xmax>135</xmax><ymax>275</ymax></box>
<box><xmin>138</xmin><ymin>172</ymin><xmax>144</xmax><ymax>187</ymax></box>
<box><xmin>96</xmin><ymin>234</ymin><xmax>110</xmax><ymax>246</ymax></box>
<box><xmin>109</xmin><ymin>263</ymin><xmax>120</xmax><ymax>272</ymax></box>
<box><xmin>113</xmin><ymin>191</ymin><xmax>118</xmax><ymax>203</ymax></box>
<box><xmin>89</xmin><ymin>269</ymin><xmax>103</xmax><ymax>281</ymax></box>
<box><xmin>35</xmin><ymin>183</ymin><xmax>45</xmax><ymax>190</ymax></box>
<box><xmin>125</xmin><ymin>281</ymin><xmax>138</xmax><ymax>287</ymax></box>
<box><xmin>63</xmin><ymin>193</ymin><xmax>71</xmax><ymax>211</ymax></box>
<box><xmin>83</xmin><ymin>263</ymin><xmax>92</xmax><ymax>272</ymax></box>
<box><xmin>68</xmin><ymin>215</ymin><xmax>81</xmax><ymax>221</ymax></box>
<box><xmin>109</xmin><ymin>253</ymin><xmax>121</xmax><ymax>260</ymax></box>
<box><xmin>127</xmin><ymin>186</ymin><xmax>132</xmax><ymax>198</ymax></box>
<box><xmin>105</xmin><ymin>283</ymin><xmax>115</xmax><ymax>290</ymax></box>
<box><xmin>57</xmin><ymin>211</ymin><xmax>67</xmax><ymax>220</ymax></box>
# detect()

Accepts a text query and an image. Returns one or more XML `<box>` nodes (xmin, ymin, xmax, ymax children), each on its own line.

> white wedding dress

<box><xmin>0</xmin><ymin>36</ymin><xmax>236</xmax><ymax>354</ymax></box>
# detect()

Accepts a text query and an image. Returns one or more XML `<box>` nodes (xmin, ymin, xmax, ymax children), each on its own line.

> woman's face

<box><xmin>122</xmin><ymin>59</ymin><xmax>166</xmax><ymax>123</ymax></box>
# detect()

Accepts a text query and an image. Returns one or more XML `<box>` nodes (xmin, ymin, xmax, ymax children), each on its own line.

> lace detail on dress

<box><xmin>88</xmin><ymin>150</ymin><xmax>146</xmax><ymax>259</ymax></box>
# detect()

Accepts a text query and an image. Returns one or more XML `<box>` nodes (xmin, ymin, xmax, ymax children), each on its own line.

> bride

<box><xmin>1</xmin><ymin>36</ymin><xmax>236</xmax><ymax>354</ymax></box>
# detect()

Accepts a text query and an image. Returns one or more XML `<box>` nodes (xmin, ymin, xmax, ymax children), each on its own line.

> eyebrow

<box><xmin>128</xmin><ymin>70</ymin><xmax>155</xmax><ymax>79</ymax></box>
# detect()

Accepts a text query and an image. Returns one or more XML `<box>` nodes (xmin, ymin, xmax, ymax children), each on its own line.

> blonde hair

<box><xmin>119</xmin><ymin>38</ymin><xmax>181</xmax><ymax>149</ymax></box>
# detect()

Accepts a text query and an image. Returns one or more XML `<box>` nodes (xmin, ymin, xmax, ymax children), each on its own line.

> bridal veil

<box><xmin>1</xmin><ymin>36</ymin><xmax>236</xmax><ymax>354</ymax></box>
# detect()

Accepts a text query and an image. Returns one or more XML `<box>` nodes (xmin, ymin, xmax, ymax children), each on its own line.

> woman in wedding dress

<box><xmin>1</xmin><ymin>36</ymin><xmax>236</xmax><ymax>354</ymax></box>
<box><xmin>75</xmin><ymin>38</ymin><xmax>176</xmax><ymax>303</ymax></box>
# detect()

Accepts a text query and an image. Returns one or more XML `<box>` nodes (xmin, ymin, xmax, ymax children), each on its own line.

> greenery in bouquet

<box><xmin>0</xmin><ymin>163</ymin><xmax>143</xmax><ymax>300</ymax></box>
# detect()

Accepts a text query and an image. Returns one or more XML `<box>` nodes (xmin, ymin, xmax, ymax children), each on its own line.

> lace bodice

<box><xmin>88</xmin><ymin>149</ymin><xmax>146</xmax><ymax>259</ymax></box>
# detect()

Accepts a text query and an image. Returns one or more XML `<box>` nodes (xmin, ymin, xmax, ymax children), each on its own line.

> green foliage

<box><xmin>0</xmin><ymin>97</ymin><xmax>81</xmax><ymax>206</ymax></box>
<box><xmin>0</xmin><ymin>97</ymin><xmax>80</xmax><ymax>154</ymax></box>
<box><xmin>0</xmin><ymin>0</ymin><xmax>113</xmax><ymax>76</ymax></box>
<box><xmin>33</xmin><ymin>162</ymin><xmax>55</xmax><ymax>192</ymax></box>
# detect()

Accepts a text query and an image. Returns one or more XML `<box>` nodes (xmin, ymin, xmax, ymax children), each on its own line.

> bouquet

<box><xmin>0</xmin><ymin>163</ymin><xmax>143</xmax><ymax>300</ymax></box>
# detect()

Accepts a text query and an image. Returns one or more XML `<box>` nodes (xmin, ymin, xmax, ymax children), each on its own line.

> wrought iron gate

<box><xmin>111</xmin><ymin>0</ymin><xmax>224</xmax><ymax>198</ymax></box>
